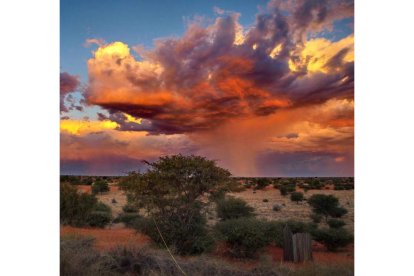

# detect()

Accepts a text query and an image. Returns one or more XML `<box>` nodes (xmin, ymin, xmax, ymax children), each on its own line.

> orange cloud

<box><xmin>63</xmin><ymin>0</ymin><xmax>354</xmax><ymax>176</ymax></box>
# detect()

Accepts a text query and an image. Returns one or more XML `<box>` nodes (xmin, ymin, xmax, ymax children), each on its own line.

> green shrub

<box><xmin>309</xmin><ymin>179</ymin><xmax>323</xmax><ymax>190</ymax></box>
<box><xmin>290</xmin><ymin>192</ymin><xmax>304</xmax><ymax>204</ymax></box>
<box><xmin>80</xmin><ymin>177</ymin><xmax>94</xmax><ymax>186</ymax></box>
<box><xmin>87</xmin><ymin>211</ymin><xmax>112</xmax><ymax>228</ymax></box>
<box><xmin>286</xmin><ymin>185</ymin><xmax>296</xmax><ymax>193</ymax></box>
<box><xmin>215</xmin><ymin>218</ymin><xmax>318</xmax><ymax>256</ymax></box>
<box><xmin>280</xmin><ymin>186</ymin><xmax>288</xmax><ymax>196</ymax></box>
<box><xmin>134</xmin><ymin>207</ymin><xmax>213</xmax><ymax>255</ymax></box>
<box><xmin>122</xmin><ymin>203</ymin><xmax>139</xmax><ymax>213</ymax></box>
<box><xmin>94</xmin><ymin>202</ymin><xmax>111</xmax><ymax>213</ymax></box>
<box><xmin>92</xmin><ymin>179</ymin><xmax>109</xmax><ymax>195</ymax></box>
<box><xmin>60</xmin><ymin>183</ymin><xmax>111</xmax><ymax>228</ymax></box>
<box><xmin>263</xmin><ymin>198</ymin><xmax>269</xmax><ymax>202</ymax></box>
<box><xmin>308</xmin><ymin>194</ymin><xmax>347</xmax><ymax>221</ymax></box>
<box><xmin>60</xmin><ymin>175</ymin><xmax>80</xmax><ymax>185</ymax></box>
<box><xmin>255</xmin><ymin>178</ymin><xmax>270</xmax><ymax>190</ymax></box>
<box><xmin>215</xmin><ymin>218</ymin><xmax>272</xmax><ymax>258</ymax></box>
<box><xmin>60</xmin><ymin>183</ymin><xmax>97</xmax><ymax>227</ymax></box>
<box><xmin>216</xmin><ymin>197</ymin><xmax>254</xmax><ymax>220</ymax></box>
<box><xmin>313</xmin><ymin>228</ymin><xmax>353</xmax><ymax>251</ymax></box>
<box><xmin>327</xmin><ymin>219</ymin><xmax>346</xmax><ymax>228</ymax></box>
<box><xmin>310</xmin><ymin>213</ymin><xmax>323</xmax><ymax>223</ymax></box>
<box><xmin>114</xmin><ymin>213</ymin><xmax>141</xmax><ymax>226</ymax></box>
<box><xmin>331</xmin><ymin>207</ymin><xmax>348</xmax><ymax>218</ymax></box>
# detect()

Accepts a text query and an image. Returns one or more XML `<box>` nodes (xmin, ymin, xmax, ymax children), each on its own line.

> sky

<box><xmin>60</xmin><ymin>0</ymin><xmax>354</xmax><ymax>177</ymax></box>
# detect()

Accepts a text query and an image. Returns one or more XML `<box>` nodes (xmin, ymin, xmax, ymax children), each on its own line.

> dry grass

<box><xmin>61</xmin><ymin>235</ymin><xmax>354</xmax><ymax>276</ymax></box>
<box><xmin>76</xmin><ymin>183</ymin><xmax>354</xmax><ymax>232</ymax></box>
<box><xmin>228</xmin><ymin>186</ymin><xmax>354</xmax><ymax>232</ymax></box>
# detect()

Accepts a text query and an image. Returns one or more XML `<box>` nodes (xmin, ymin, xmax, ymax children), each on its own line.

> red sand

<box><xmin>61</xmin><ymin>226</ymin><xmax>150</xmax><ymax>251</ymax></box>
<box><xmin>61</xmin><ymin>226</ymin><xmax>353</xmax><ymax>269</ymax></box>
<box><xmin>266</xmin><ymin>243</ymin><xmax>353</xmax><ymax>265</ymax></box>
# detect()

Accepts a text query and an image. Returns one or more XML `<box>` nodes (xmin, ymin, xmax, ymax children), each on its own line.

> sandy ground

<box><xmin>65</xmin><ymin>184</ymin><xmax>354</xmax><ymax>268</ymax></box>
<box><xmin>229</xmin><ymin>186</ymin><xmax>354</xmax><ymax>232</ymax></box>
<box><xmin>76</xmin><ymin>184</ymin><xmax>354</xmax><ymax>232</ymax></box>
<box><xmin>77</xmin><ymin>185</ymin><xmax>127</xmax><ymax>217</ymax></box>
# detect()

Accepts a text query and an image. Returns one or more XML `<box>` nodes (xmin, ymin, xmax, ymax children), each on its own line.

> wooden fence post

<box><xmin>283</xmin><ymin>225</ymin><xmax>294</xmax><ymax>262</ymax></box>
<box><xmin>292</xmin><ymin>233</ymin><xmax>313</xmax><ymax>262</ymax></box>
<box><xmin>283</xmin><ymin>225</ymin><xmax>313</xmax><ymax>263</ymax></box>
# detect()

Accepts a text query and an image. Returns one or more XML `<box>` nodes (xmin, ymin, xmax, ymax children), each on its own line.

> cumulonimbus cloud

<box><xmin>61</xmin><ymin>0</ymin><xmax>354</xmax><ymax>176</ymax></box>
<box><xmin>84</xmin><ymin>0</ymin><xmax>353</xmax><ymax>135</ymax></box>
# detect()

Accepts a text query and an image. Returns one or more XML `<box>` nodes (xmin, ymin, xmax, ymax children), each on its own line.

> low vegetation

<box><xmin>92</xmin><ymin>179</ymin><xmax>110</xmax><ymax>195</ymax></box>
<box><xmin>290</xmin><ymin>192</ymin><xmax>304</xmax><ymax>204</ymax></box>
<box><xmin>327</xmin><ymin>218</ymin><xmax>346</xmax><ymax>229</ymax></box>
<box><xmin>60</xmin><ymin>157</ymin><xmax>354</xmax><ymax>271</ymax></box>
<box><xmin>313</xmin><ymin>228</ymin><xmax>354</xmax><ymax>252</ymax></box>
<box><xmin>214</xmin><ymin>218</ymin><xmax>272</xmax><ymax>258</ymax></box>
<box><xmin>60</xmin><ymin>183</ymin><xmax>111</xmax><ymax>228</ymax></box>
<box><xmin>216</xmin><ymin>197</ymin><xmax>255</xmax><ymax>220</ymax></box>
<box><xmin>308</xmin><ymin>194</ymin><xmax>348</xmax><ymax>222</ymax></box>
<box><xmin>214</xmin><ymin>217</ymin><xmax>319</xmax><ymax>257</ymax></box>
<box><xmin>61</xmin><ymin>235</ymin><xmax>354</xmax><ymax>275</ymax></box>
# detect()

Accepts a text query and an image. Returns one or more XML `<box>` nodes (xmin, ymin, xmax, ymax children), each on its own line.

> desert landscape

<box><xmin>61</xmin><ymin>172</ymin><xmax>354</xmax><ymax>275</ymax></box>
<box><xmin>60</xmin><ymin>0</ymin><xmax>355</xmax><ymax>274</ymax></box>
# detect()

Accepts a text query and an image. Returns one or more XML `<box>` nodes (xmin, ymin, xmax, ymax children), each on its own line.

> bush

<box><xmin>94</xmin><ymin>202</ymin><xmax>112</xmax><ymax>213</ymax></box>
<box><xmin>309</xmin><ymin>179</ymin><xmax>323</xmax><ymax>190</ymax></box>
<box><xmin>92</xmin><ymin>179</ymin><xmax>109</xmax><ymax>195</ymax></box>
<box><xmin>80</xmin><ymin>177</ymin><xmax>94</xmax><ymax>186</ymax></box>
<box><xmin>327</xmin><ymin>219</ymin><xmax>346</xmax><ymax>229</ymax></box>
<box><xmin>286</xmin><ymin>185</ymin><xmax>296</xmax><ymax>193</ymax></box>
<box><xmin>280</xmin><ymin>186</ymin><xmax>288</xmax><ymax>196</ymax></box>
<box><xmin>290</xmin><ymin>192</ymin><xmax>304</xmax><ymax>204</ymax></box>
<box><xmin>122</xmin><ymin>203</ymin><xmax>139</xmax><ymax>213</ymax></box>
<box><xmin>60</xmin><ymin>183</ymin><xmax>111</xmax><ymax>228</ymax></box>
<box><xmin>310</xmin><ymin>213</ymin><xmax>323</xmax><ymax>223</ymax></box>
<box><xmin>113</xmin><ymin>213</ymin><xmax>141</xmax><ymax>227</ymax></box>
<box><xmin>308</xmin><ymin>194</ymin><xmax>347</xmax><ymax>221</ymax></box>
<box><xmin>216</xmin><ymin>197</ymin><xmax>254</xmax><ymax>220</ymax></box>
<box><xmin>331</xmin><ymin>207</ymin><xmax>348</xmax><ymax>218</ymax></box>
<box><xmin>215</xmin><ymin>218</ymin><xmax>271</xmax><ymax>258</ymax></box>
<box><xmin>313</xmin><ymin>228</ymin><xmax>353</xmax><ymax>251</ymax></box>
<box><xmin>87</xmin><ymin>211</ymin><xmax>112</xmax><ymax>228</ymax></box>
<box><xmin>61</xmin><ymin>183</ymin><xmax>97</xmax><ymax>226</ymax></box>
<box><xmin>272</xmin><ymin>204</ymin><xmax>282</xmax><ymax>212</ymax></box>
<box><xmin>255</xmin><ymin>178</ymin><xmax>270</xmax><ymax>190</ymax></box>
<box><xmin>134</xmin><ymin>207</ymin><xmax>213</xmax><ymax>255</ymax></box>
<box><xmin>263</xmin><ymin>198</ymin><xmax>269</xmax><ymax>202</ymax></box>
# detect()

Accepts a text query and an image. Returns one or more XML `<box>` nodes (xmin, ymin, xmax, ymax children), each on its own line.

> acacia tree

<box><xmin>290</xmin><ymin>192</ymin><xmax>304</xmax><ymax>204</ymax></box>
<box><xmin>307</xmin><ymin>194</ymin><xmax>348</xmax><ymax>222</ymax></box>
<box><xmin>119</xmin><ymin>154</ymin><xmax>237</xmax><ymax>255</ymax></box>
